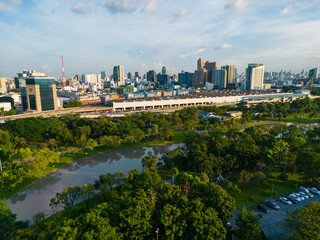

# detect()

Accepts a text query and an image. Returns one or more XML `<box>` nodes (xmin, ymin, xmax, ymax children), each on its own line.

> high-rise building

<box><xmin>197</xmin><ymin>58</ymin><xmax>205</xmax><ymax>71</ymax></box>
<box><xmin>222</xmin><ymin>65</ymin><xmax>236</xmax><ymax>88</ymax></box>
<box><xmin>212</xmin><ymin>69</ymin><xmax>227</xmax><ymax>89</ymax></box>
<box><xmin>0</xmin><ymin>78</ymin><xmax>7</xmax><ymax>94</ymax></box>
<box><xmin>127</xmin><ymin>72</ymin><xmax>132</xmax><ymax>80</ymax></box>
<box><xmin>18</xmin><ymin>71</ymin><xmax>58</xmax><ymax>112</ymax></box>
<box><xmin>162</xmin><ymin>66</ymin><xmax>169</xmax><ymax>75</ymax></box>
<box><xmin>193</xmin><ymin>58</ymin><xmax>218</xmax><ymax>88</ymax></box>
<box><xmin>147</xmin><ymin>70</ymin><xmax>157</xmax><ymax>83</ymax></box>
<box><xmin>245</xmin><ymin>64</ymin><xmax>265</xmax><ymax>90</ymax></box>
<box><xmin>101</xmin><ymin>71</ymin><xmax>107</xmax><ymax>81</ymax></box>
<box><xmin>309</xmin><ymin>68</ymin><xmax>319</xmax><ymax>79</ymax></box>
<box><xmin>134</xmin><ymin>72</ymin><xmax>140</xmax><ymax>79</ymax></box>
<box><xmin>178</xmin><ymin>71</ymin><xmax>194</xmax><ymax>87</ymax></box>
<box><xmin>82</xmin><ymin>74</ymin><xmax>102</xmax><ymax>84</ymax></box>
<box><xmin>113</xmin><ymin>65</ymin><xmax>125</xmax><ymax>86</ymax></box>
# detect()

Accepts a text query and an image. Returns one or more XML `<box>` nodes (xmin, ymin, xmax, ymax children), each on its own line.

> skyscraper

<box><xmin>245</xmin><ymin>64</ymin><xmax>265</xmax><ymax>90</ymax></box>
<box><xmin>127</xmin><ymin>72</ymin><xmax>132</xmax><ymax>80</ymax></box>
<box><xmin>162</xmin><ymin>66</ymin><xmax>169</xmax><ymax>75</ymax></box>
<box><xmin>197</xmin><ymin>58</ymin><xmax>205</xmax><ymax>71</ymax></box>
<box><xmin>101</xmin><ymin>71</ymin><xmax>107</xmax><ymax>81</ymax></box>
<box><xmin>212</xmin><ymin>69</ymin><xmax>227</xmax><ymax>89</ymax></box>
<box><xmin>193</xmin><ymin>58</ymin><xmax>218</xmax><ymax>88</ymax></box>
<box><xmin>147</xmin><ymin>70</ymin><xmax>157</xmax><ymax>83</ymax></box>
<box><xmin>309</xmin><ymin>68</ymin><xmax>319</xmax><ymax>79</ymax></box>
<box><xmin>178</xmin><ymin>71</ymin><xmax>194</xmax><ymax>87</ymax></box>
<box><xmin>134</xmin><ymin>72</ymin><xmax>140</xmax><ymax>79</ymax></box>
<box><xmin>113</xmin><ymin>65</ymin><xmax>125</xmax><ymax>86</ymax></box>
<box><xmin>222</xmin><ymin>65</ymin><xmax>236</xmax><ymax>88</ymax></box>
<box><xmin>0</xmin><ymin>78</ymin><xmax>7</xmax><ymax>94</ymax></box>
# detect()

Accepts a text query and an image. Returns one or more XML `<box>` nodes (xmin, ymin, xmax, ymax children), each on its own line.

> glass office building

<box><xmin>21</xmin><ymin>77</ymin><xmax>58</xmax><ymax>112</ymax></box>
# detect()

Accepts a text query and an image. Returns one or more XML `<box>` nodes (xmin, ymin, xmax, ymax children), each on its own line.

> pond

<box><xmin>6</xmin><ymin>143</ymin><xmax>185</xmax><ymax>221</ymax></box>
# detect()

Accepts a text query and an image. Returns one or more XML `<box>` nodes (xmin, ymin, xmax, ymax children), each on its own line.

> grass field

<box><xmin>229</xmin><ymin>170</ymin><xmax>304</xmax><ymax>208</ymax></box>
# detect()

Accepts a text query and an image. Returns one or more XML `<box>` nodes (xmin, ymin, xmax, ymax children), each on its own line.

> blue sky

<box><xmin>0</xmin><ymin>0</ymin><xmax>320</xmax><ymax>78</ymax></box>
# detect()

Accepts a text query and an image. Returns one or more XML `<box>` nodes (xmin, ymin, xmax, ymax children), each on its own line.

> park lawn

<box><xmin>229</xmin><ymin>171</ymin><xmax>303</xmax><ymax>208</ymax></box>
<box><xmin>279</xmin><ymin>117</ymin><xmax>318</xmax><ymax>124</ymax></box>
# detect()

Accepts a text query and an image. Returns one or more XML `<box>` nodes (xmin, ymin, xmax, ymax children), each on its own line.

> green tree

<box><xmin>296</xmin><ymin>151</ymin><xmax>320</xmax><ymax>181</ymax></box>
<box><xmin>80</xmin><ymin>184</ymin><xmax>95</xmax><ymax>210</ymax></box>
<box><xmin>285</xmin><ymin>201</ymin><xmax>320</xmax><ymax>240</ymax></box>
<box><xmin>235</xmin><ymin>208</ymin><xmax>264</xmax><ymax>240</ymax></box>
<box><xmin>141</xmin><ymin>154</ymin><xmax>158</xmax><ymax>170</ymax></box>
<box><xmin>50</xmin><ymin>186</ymin><xmax>81</xmax><ymax>209</ymax></box>
<box><xmin>0</xmin><ymin>199</ymin><xmax>17</xmax><ymax>239</ymax></box>
<box><xmin>63</xmin><ymin>100</ymin><xmax>83</xmax><ymax>108</ymax></box>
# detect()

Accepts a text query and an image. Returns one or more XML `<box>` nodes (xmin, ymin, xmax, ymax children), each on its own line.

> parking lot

<box><xmin>259</xmin><ymin>192</ymin><xmax>320</xmax><ymax>239</ymax></box>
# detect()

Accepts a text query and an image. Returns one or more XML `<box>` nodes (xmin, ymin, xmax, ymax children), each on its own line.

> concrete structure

<box><xmin>113</xmin><ymin>66</ymin><xmax>125</xmax><ymax>86</ymax></box>
<box><xmin>18</xmin><ymin>72</ymin><xmax>58</xmax><ymax>112</ymax></box>
<box><xmin>109</xmin><ymin>92</ymin><xmax>308</xmax><ymax>111</ymax></box>
<box><xmin>178</xmin><ymin>71</ymin><xmax>194</xmax><ymax>87</ymax></box>
<box><xmin>222</xmin><ymin>65</ymin><xmax>236</xmax><ymax>88</ymax></box>
<box><xmin>197</xmin><ymin>58</ymin><xmax>205</xmax><ymax>71</ymax></box>
<box><xmin>194</xmin><ymin>58</ymin><xmax>218</xmax><ymax>88</ymax></box>
<box><xmin>81</xmin><ymin>74</ymin><xmax>101</xmax><ymax>84</ymax></box>
<box><xmin>0</xmin><ymin>78</ymin><xmax>7</xmax><ymax>94</ymax></box>
<box><xmin>245</xmin><ymin>64</ymin><xmax>265</xmax><ymax>90</ymax></box>
<box><xmin>212</xmin><ymin>69</ymin><xmax>227</xmax><ymax>89</ymax></box>
<box><xmin>0</xmin><ymin>102</ymin><xmax>11</xmax><ymax>111</ymax></box>
<box><xmin>147</xmin><ymin>70</ymin><xmax>157</xmax><ymax>83</ymax></box>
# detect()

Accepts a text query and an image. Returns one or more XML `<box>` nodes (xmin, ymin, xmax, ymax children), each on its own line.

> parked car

<box><xmin>257</xmin><ymin>204</ymin><xmax>269</xmax><ymax>213</ymax></box>
<box><xmin>287</xmin><ymin>195</ymin><xmax>298</xmax><ymax>204</ymax></box>
<box><xmin>289</xmin><ymin>193</ymin><xmax>301</xmax><ymax>202</ymax></box>
<box><xmin>294</xmin><ymin>193</ymin><xmax>305</xmax><ymax>200</ymax></box>
<box><xmin>299</xmin><ymin>187</ymin><xmax>314</xmax><ymax>198</ymax></box>
<box><xmin>265</xmin><ymin>200</ymin><xmax>280</xmax><ymax>210</ymax></box>
<box><xmin>279</xmin><ymin>197</ymin><xmax>292</xmax><ymax>205</ymax></box>
<box><xmin>308</xmin><ymin>187</ymin><xmax>320</xmax><ymax>195</ymax></box>
<box><xmin>299</xmin><ymin>192</ymin><xmax>309</xmax><ymax>199</ymax></box>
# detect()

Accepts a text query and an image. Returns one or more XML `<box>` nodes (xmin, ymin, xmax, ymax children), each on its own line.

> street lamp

<box><xmin>284</xmin><ymin>147</ymin><xmax>288</xmax><ymax>174</ymax></box>
<box><xmin>155</xmin><ymin>228</ymin><xmax>159</xmax><ymax>240</ymax></box>
<box><xmin>0</xmin><ymin>147</ymin><xmax>2</xmax><ymax>173</ymax></box>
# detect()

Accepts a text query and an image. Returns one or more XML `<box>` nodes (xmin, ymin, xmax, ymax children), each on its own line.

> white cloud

<box><xmin>0</xmin><ymin>4</ymin><xmax>6</xmax><ymax>11</ymax></box>
<box><xmin>179</xmin><ymin>53</ymin><xmax>191</xmax><ymax>59</ymax></box>
<box><xmin>171</xmin><ymin>8</ymin><xmax>188</xmax><ymax>23</ymax></box>
<box><xmin>71</xmin><ymin>3</ymin><xmax>91</xmax><ymax>15</ymax></box>
<box><xmin>281</xmin><ymin>5</ymin><xmax>292</xmax><ymax>15</ymax></box>
<box><xmin>101</xmin><ymin>0</ymin><xmax>138</xmax><ymax>14</ymax></box>
<box><xmin>175</xmin><ymin>8</ymin><xmax>188</xmax><ymax>17</ymax></box>
<box><xmin>153</xmin><ymin>61</ymin><xmax>163</xmax><ymax>71</ymax></box>
<box><xmin>215</xmin><ymin>43</ymin><xmax>232</xmax><ymax>50</ymax></box>
<box><xmin>225</xmin><ymin>0</ymin><xmax>249</xmax><ymax>12</ymax></box>
<box><xmin>142</xmin><ymin>0</ymin><xmax>161</xmax><ymax>13</ymax></box>
<box><xmin>3</xmin><ymin>0</ymin><xmax>22</xmax><ymax>4</ymax></box>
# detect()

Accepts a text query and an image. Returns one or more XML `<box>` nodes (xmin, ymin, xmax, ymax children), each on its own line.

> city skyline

<box><xmin>1</xmin><ymin>0</ymin><xmax>320</xmax><ymax>77</ymax></box>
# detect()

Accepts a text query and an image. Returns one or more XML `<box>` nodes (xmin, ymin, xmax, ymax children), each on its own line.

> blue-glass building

<box><xmin>21</xmin><ymin>77</ymin><xmax>58</xmax><ymax>112</ymax></box>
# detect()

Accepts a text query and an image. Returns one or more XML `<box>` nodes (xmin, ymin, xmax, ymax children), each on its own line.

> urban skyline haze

<box><xmin>0</xmin><ymin>0</ymin><xmax>320</xmax><ymax>77</ymax></box>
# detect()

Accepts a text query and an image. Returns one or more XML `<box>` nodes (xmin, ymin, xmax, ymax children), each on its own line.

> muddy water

<box><xmin>6</xmin><ymin>143</ymin><xmax>184</xmax><ymax>221</ymax></box>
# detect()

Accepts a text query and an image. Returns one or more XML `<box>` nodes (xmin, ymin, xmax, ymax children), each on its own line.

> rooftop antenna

<box><xmin>61</xmin><ymin>55</ymin><xmax>66</xmax><ymax>80</ymax></box>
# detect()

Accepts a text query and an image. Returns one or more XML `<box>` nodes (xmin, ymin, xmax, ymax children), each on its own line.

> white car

<box><xmin>299</xmin><ymin>187</ymin><xmax>314</xmax><ymax>198</ymax></box>
<box><xmin>308</xmin><ymin>187</ymin><xmax>320</xmax><ymax>195</ymax></box>
<box><xmin>298</xmin><ymin>192</ymin><xmax>308</xmax><ymax>200</ymax></box>
<box><xmin>280</xmin><ymin>197</ymin><xmax>292</xmax><ymax>205</ymax></box>
<box><xmin>289</xmin><ymin>194</ymin><xmax>301</xmax><ymax>202</ymax></box>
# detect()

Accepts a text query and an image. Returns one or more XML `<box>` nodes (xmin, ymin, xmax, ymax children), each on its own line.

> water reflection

<box><xmin>6</xmin><ymin>143</ymin><xmax>184</xmax><ymax>221</ymax></box>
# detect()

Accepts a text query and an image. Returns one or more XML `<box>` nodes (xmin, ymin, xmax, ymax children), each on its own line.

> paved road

<box><xmin>259</xmin><ymin>194</ymin><xmax>320</xmax><ymax>239</ymax></box>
